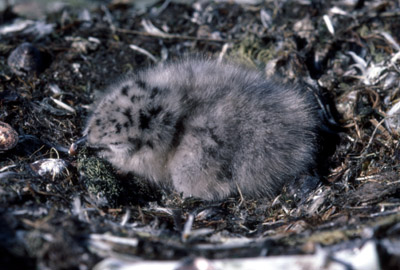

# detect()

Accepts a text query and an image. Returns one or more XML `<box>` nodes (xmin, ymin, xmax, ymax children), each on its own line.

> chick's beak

<box><xmin>69</xmin><ymin>135</ymin><xmax>87</xmax><ymax>155</ymax></box>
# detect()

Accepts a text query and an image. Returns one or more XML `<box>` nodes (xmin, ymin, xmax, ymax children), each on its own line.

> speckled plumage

<box><xmin>84</xmin><ymin>58</ymin><xmax>321</xmax><ymax>201</ymax></box>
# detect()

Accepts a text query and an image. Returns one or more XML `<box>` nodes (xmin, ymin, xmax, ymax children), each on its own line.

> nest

<box><xmin>1</xmin><ymin>1</ymin><xmax>400</xmax><ymax>269</ymax></box>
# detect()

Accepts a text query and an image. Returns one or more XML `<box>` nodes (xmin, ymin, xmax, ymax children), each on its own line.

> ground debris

<box><xmin>1</xmin><ymin>0</ymin><xmax>400</xmax><ymax>269</ymax></box>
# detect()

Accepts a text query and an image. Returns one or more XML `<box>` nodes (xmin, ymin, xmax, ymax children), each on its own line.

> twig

<box><xmin>218</xmin><ymin>43</ymin><xmax>232</xmax><ymax>63</ymax></box>
<box><xmin>115</xmin><ymin>27</ymin><xmax>235</xmax><ymax>43</ymax></box>
<box><xmin>361</xmin><ymin>118</ymin><xmax>385</xmax><ymax>155</ymax></box>
<box><xmin>129</xmin><ymin>44</ymin><xmax>158</xmax><ymax>62</ymax></box>
<box><xmin>50</xmin><ymin>97</ymin><xmax>76</xmax><ymax>113</ymax></box>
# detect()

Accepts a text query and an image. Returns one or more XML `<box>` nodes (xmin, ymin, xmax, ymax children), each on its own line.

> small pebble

<box><xmin>0</xmin><ymin>121</ymin><xmax>18</xmax><ymax>151</ymax></box>
<box><xmin>7</xmin><ymin>42</ymin><xmax>43</xmax><ymax>75</ymax></box>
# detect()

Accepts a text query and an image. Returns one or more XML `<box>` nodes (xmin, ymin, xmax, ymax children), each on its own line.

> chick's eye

<box><xmin>110</xmin><ymin>142</ymin><xmax>122</xmax><ymax>146</ymax></box>
<box><xmin>86</xmin><ymin>144</ymin><xmax>109</xmax><ymax>153</ymax></box>
<box><xmin>109</xmin><ymin>142</ymin><xmax>127</xmax><ymax>150</ymax></box>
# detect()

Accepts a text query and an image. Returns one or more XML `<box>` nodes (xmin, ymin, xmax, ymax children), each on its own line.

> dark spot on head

<box><xmin>130</xmin><ymin>95</ymin><xmax>143</xmax><ymax>103</ymax></box>
<box><xmin>136</xmin><ymin>79</ymin><xmax>147</xmax><ymax>89</ymax></box>
<box><xmin>95</xmin><ymin>119</ymin><xmax>101</xmax><ymax>126</ymax></box>
<box><xmin>99</xmin><ymin>132</ymin><xmax>108</xmax><ymax>139</ymax></box>
<box><xmin>123</xmin><ymin>108</ymin><xmax>134</xmax><ymax>124</ymax></box>
<box><xmin>138</xmin><ymin>106</ymin><xmax>163</xmax><ymax>130</ymax></box>
<box><xmin>150</xmin><ymin>87</ymin><xmax>161</xmax><ymax>99</ymax></box>
<box><xmin>120</xmin><ymin>86</ymin><xmax>130</xmax><ymax>96</ymax></box>
<box><xmin>146</xmin><ymin>141</ymin><xmax>153</xmax><ymax>149</ymax></box>
<box><xmin>110</xmin><ymin>142</ymin><xmax>121</xmax><ymax>146</ymax></box>
<box><xmin>148</xmin><ymin>106</ymin><xmax>162</xmax><ymax>117</ymax></box>
<box><xmin>123</xmin><ymin>122</ymin><xmax>130</xmax><ymax>129</ymax></box>
<box><xmin>110</xmin><ymin>119</ymin><xmax>117</xmax><ymax>123</ymax></box>
<box><xmin>128</xmin><ymin>137</ymin><xmax>142</xmax><ymax>152</ymax></box>
<box><xmin>163</xmin><ymin>112</ymin><xmax>173</xmax><ymax>126</ymax></box>
<box><xmin>115</xmin><ymin>123</ymin><xmax>122</xmax><ymax>134</ymax></box>
<box><xmin>139</xmin><ymin>109</ymin><xmax>150</xmax><ymax>130</ymax></box>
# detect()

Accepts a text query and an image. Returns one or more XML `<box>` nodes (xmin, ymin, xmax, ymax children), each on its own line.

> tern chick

<box><xmin>83</xmin><ymin>58</ymin><xmax>322</xmax><ymax>201</ymax></box>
